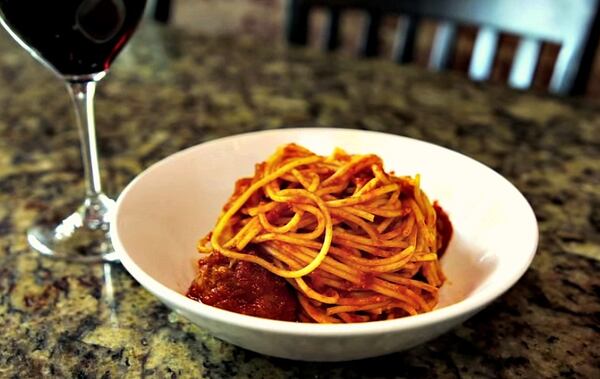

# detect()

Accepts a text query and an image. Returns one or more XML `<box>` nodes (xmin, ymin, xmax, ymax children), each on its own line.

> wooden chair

<box><xmin>286</xmin><ymin>0</ymin><xmax>600</xmax><ymax>95</ymax></box>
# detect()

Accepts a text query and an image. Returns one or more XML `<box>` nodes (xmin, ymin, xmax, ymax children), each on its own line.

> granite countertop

<box><xmin>0</xmin><ymin>22</ymin><xmax>599</xmax><ymax>378</ymax></box>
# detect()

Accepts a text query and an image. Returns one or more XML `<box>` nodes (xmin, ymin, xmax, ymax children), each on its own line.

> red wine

<box><xmin>0</xmin><ymin>0</ymin><xmax>147</xmax><ymax>76</ymax></box>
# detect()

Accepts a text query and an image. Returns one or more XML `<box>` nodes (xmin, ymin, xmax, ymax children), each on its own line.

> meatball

<box><xmin>187</xmin><ymin>251</ymin><xmax>298</xmax><ymax>321</ymax></box>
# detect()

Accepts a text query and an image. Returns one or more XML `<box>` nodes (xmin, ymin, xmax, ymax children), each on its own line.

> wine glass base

<box><xmin>27</xmin><ymin>194</ymin><xmax>119</xmax><ymax>263</ymax></box>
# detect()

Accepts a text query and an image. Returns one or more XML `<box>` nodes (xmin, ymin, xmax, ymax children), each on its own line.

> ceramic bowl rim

<box><xmin>111</xmin><ymin>127</ymin><xmax>538</xmax><ymax>337</ymax></box>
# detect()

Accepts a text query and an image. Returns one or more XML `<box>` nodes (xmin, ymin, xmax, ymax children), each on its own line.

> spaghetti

<box><xmin>188</xmin><ymin>143</ymin><xmax>451</xmax><ymax>323</ymax></box>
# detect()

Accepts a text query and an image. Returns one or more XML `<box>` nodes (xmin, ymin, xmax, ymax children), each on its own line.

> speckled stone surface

<box><xmin>0</xmin><ymin>22</ymin><xmax>599</xmax><ymax>378</ymax></box>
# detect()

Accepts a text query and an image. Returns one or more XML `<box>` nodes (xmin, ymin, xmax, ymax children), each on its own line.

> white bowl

<box><xmin>111</xmin><ymin>128</ymin><xmax>538</xmax><ymax>361</ymax></box>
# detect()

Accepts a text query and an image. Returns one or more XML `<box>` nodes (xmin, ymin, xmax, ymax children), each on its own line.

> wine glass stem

<box><xmin>67</xmin><ymin>80</ymin><xmax>103</xmax><ymax>198</ymax></box>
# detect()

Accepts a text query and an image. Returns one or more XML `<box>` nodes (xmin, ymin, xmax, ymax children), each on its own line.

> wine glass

<box><xmin>0</xmin><ymin>0</ymin><xmax>147</xmax><ymax>262</ymax></box>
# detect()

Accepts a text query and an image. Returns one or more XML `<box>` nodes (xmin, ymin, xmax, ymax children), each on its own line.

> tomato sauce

<box><xmin>187</xmin><ymin>251</ymin><xmax>298</xmax><ymax>321</ymax></box>
<box><xmin>434</xmin><ymin>202</ymin><xmax>453</xmax><ymax>257</ymax></box>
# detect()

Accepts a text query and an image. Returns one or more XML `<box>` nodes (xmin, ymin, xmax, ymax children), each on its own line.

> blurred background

<box><xmin>162</xmin><ymin>0</ymin><xmax>600</xmax><ymax>98</ymax></box>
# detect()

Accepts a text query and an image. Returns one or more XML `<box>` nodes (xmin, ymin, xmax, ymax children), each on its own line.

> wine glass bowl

<box><xmin>0</xmin><ymin>0</ymin><xmax>147</xmax><ymax>77</ymax></box>
<box><xmin>0</xmin><ymin>0</ymin><xmax>147</xmax><ymax>261</ymax></box>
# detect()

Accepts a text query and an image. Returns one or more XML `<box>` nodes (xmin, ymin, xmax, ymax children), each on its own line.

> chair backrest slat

<box><xmin>428</xmin><ymin>21</ymin><xmax>457</xmax><ymax>71</ymax></box>
<box><xmin>392</xmin><ymin>15</ymin><xmax>419</xmax><ymax>63</ymax></box>
<box><xmin>508</xmin><ymin>38</ymin><xmax>542</xmax><ymax>89</ymax></box>
<box><xmin>324</xmin><ymin>8</ymin><xmax>341</xmax><ymax>51</ymax></box>
<box><xmin>468</xmin><ymin>27</ymin><xmax>499</xmax><ymax>81</ymax></box>
<box><xmin>360</xmin><ymin>10</ymin><xmax>383</xmax><ymax>57</ymax></box>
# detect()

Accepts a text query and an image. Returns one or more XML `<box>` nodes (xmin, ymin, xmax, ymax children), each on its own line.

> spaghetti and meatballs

<box><xmin>187</xmin><ymin>143</ymin><xmax>452</xmax><ymax>323</ymax></box>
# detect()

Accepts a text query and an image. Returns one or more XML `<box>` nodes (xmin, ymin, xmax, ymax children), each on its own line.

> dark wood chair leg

<box><xmin>154</xmin><ymin>0</ymin><xmax>172</xmax><ymax>23</ymax></box>
<box><xmin>428</xmin><ymin>21</ymin><xmax>456</xmax><ymax>70</ymax></box>
<box><xmin>569</xmin><ymin>5</ymin><xmax>600</xmax><ymax>95</ymax></box>
<box><xmin>324</xmin><ymin>8</ymin><xmax>341</xmax><ymax>51</ymax></box>
<box><xmin>393</xmin><ymin>15</ymin><xmax>419</xmax><ymax>64</ymax></box>
<box><xmin>286</xmin><ymin>0</ymin><xmax>310</xmax><ymax>45</ymax></box>
<box><xmin>360</xmin><ymin>10</ymin><xmax>382</xmax><ymax>57</ymax></box>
